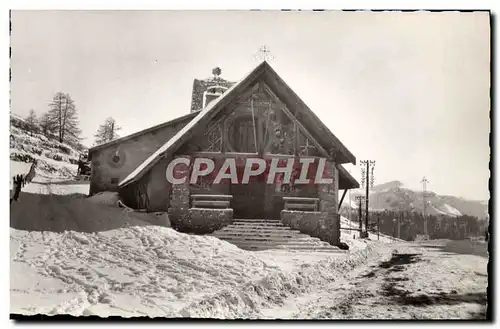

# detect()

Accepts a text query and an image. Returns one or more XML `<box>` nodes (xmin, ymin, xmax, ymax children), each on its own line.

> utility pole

<box><xmin>360</xmin><ymin>160</ymin><xmax>376</xmax><ymax>237</ymax></box>
<box><xmin>377</xmin><ymin>213</ymin><xmax>380</xmax><ymax>241</ymax></box>
<box><xmin>421</xmin><ymin>177</ymin><xmax>429</xmax><ymax>238</ymax></box>
<box><xmin>398</xmin><ymin>212</ymin><xmax>402</xmax><ymax>239</ymax></box>
<box><xmin>348</xmin><ymin>170</ymin><xmax>352</xmax><ymax>234</ymax></box>
<box><xmin>355</xmin><ymin>195</ymin><xmax>365</xmax><ymax>238</ymax></box>
<box><xmin>397</xmin><ymin>202</ymin><xmax>404</xmax><ymax>240</ymax></box>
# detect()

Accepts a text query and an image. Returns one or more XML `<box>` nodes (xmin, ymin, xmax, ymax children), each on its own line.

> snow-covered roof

<box><xmin>119</xmin><ymin>61</ymin><xmax>358</xmax><ymax>188</ymax></box>
<box><xmin>119</xmin><ymin>63</ymin><xmax>262</xmax><ymax>188</ymax></box>
<box><xmin>88</xmin><ymin>112</ymin><xmax>198</xmax><ymax>158</ymax></box>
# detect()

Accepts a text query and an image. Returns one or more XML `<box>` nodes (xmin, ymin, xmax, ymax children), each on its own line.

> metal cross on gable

<box><xmin>254</xmin><ymin>45</ymin><xmax>275</xmax><ymax>62</ymax></box>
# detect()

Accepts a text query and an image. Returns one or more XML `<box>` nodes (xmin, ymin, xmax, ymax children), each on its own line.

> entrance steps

<box><xmin>210</xmin><ymin>218</ymin><xmax>343</xmax><ymax>252</ymax></box>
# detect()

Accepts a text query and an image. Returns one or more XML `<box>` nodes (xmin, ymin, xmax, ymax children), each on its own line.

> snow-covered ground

<box><xmin>11</xmin><ymin>224</ymin><xmax>388</xmax><ymax>318</ymax></box>
<box><xmin>10</xmin><ymin>160</ymin><xmax>89</xmax><ymax>196</ymax></box>
<box><xmin>261</xmin><ymin>240</ymin><xmax>488</xmax><ymax>319</ymax></box>
<box><xmin>10</xmin><ymin>180</ymin><xmax>488</xmax><ymax>319</ymax></box>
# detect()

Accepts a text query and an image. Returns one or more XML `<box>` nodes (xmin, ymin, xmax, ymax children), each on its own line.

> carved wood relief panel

<box><xmin>183</xmin><ymin>85</ymin><xmax>323</xmax><ymax>158</ymax></box>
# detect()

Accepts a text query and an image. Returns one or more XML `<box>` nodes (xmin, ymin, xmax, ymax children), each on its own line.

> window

<box><xmin>203</xmin><ymin>85</ymin><xmax>228</xmax><ymax>108</ymax></box>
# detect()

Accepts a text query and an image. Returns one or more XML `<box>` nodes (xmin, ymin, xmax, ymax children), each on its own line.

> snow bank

<box><xmin>20</xmin><ymin>182</ymin><xmax>89</xmax><ymax>196</ymax></box>
<box><xmin>10</xmin><ymin>191</ymin><xmax>158</xmax><ymax>233</ymax></box>
<box><xmin>10</xmin><ymin>221</ymin><xmax>397</xmax><ymax>318</ymax></box>
<box><xmin>10</xmin><ymin>226</ymin><xmax>285</xmax><ymax>316</ymax></box>
<box><xmin>87</xmin><ymin>192</ymin><xmax>120</xmax><ymax>206</ymax></box>
<box><xmin>179</xmin><ymin>241</ymin><xmax>392</xmax><ymax>319</ymax></box>
<box><xmin>10</xmin><ymin>161</ymin><xmax>32</xmax><ymax>177</ymax></box>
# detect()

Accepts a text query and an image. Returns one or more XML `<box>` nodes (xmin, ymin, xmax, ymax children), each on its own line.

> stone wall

<box><xmin>318</xmin><ymin>160</ymin><xmax>338</xmax><ymax>215</ymax></box>
<box><xmin>280</xmin><ymin>160</ymin><xmax>340</xmax><ymax>245</ymax></box>
<box><xmin>184</xmin><ymin>208</ymin><xmax>233</xmax><ymax>234</ymax></box>
<box><xmin>190</xmin><ymin>77</ymin><xmax>235</xmax><ymax>113</ymax></box>
<box><xmin>281</xmin><ymin>210</ymin><xmax>340</xmax><ymax>245</ymax></box>
<box><xmin>167</xmin><ymin>158</ymin><xmax>191</xmax><ymax>227</ymax></box>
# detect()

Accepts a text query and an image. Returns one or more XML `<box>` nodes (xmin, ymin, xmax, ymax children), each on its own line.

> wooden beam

<box><xmin>191</xmin><ymin>194</ymin><xmax>233</xmax><ymax>200</ymax></box>
<box><xmin>188</xmin><ymin>151</ymin><xmax>304</xmax><ymax>160</ymax></box>
<box><xmin>341</xmin><ymin>227</ymin><xmax>361</xmax><ymax>231</ymax></box>
<box><xmin>262</xmin><ymin>83</ymin><xmax>330</xmax><ymax>159</ymax></box>
<box><xmin>192</xmin><ymin>200</ymin><xmax>230</xmax><ymax>208</ymax></box>
<box><xmin>338</xmin><ymin>189</ymin><xmax>348</xmax><ymax>211</ymax></box>
<box><xmin>262</xmin><ymin>68</ymin><xmax>356</xmax><ymax>165</ymax></box>
<box><xmin>285</xmin><ymin>203</ymin><xmax>318</xmax><ymax>211</ymax></box>
<box><xmin>225</xmin><ymin>82</ymin><xmax>260</xmax><ymax>112</ymax></box>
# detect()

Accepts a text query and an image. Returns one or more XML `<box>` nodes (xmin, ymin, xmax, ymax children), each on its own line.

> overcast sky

<box><xmin>10</xmin><ymin>10</ymin><xmax>490</xmax><ymax>200</ymax></box>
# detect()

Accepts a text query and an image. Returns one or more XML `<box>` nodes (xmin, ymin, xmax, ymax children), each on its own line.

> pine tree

<box><xmin>47</xmin><ymin>92</ymin><xmax>82</xmax><ymax>144</ymax></box>
<box><xmin>39</xmin><ymin>112</ymin><xmax>56</xmax><ymax>138</ymax></box>
<box><xmin>24</xmin><ymin>109</ymin><xmax>39</xmax><ymax>136</ymax></box>
<box><xmin>94</xmin><ymin>117</ymin><xmax>121</xmax><ymax>145</ymax></box>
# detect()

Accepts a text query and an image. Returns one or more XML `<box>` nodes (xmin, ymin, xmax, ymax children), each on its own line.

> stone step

<box><xmin>216</xmin><ymin>236</ymin><xmax>326</xmax><ymax>244</ymax></box>
<box><xmin>219</xmin><ymin>238</ymin><xmax>331</xmax><ymax>248</ymax></box>
<box><xmin>278</xmin><ymin>246</ymin><xmax>343</xmax><ymax>252</ymax></box>
<box><xmin>232</xmin><ymin>219</ymin><xmax>281</xmax><ymax>223</ymax></box>
<box><xmin>235</xmin><ymin>243</ymin><xmax>342</xmax><ymax>252</ymax></box>
<box><xmin>213</xmin><ymin>233</ymin><xmax>325</xmax><ymax>242</ymax></box>
<box><xmin>212</xmin><ymin>232</ymin><xmax>315</xmax><ymax>239</ymax></box>
<box><xmin>211</xmin><ymin>217</ymin><xmax>341</xmax><ymax>253</ymax></box>
<box><xmin>232</xmin><ymin>222</ymin><xmax>285</xmax><ymax>227</ymax></box>
<box><xmin>221</xmin><ymin>225</ymin><xmax>293</xmax><ymax>231</ymax></box>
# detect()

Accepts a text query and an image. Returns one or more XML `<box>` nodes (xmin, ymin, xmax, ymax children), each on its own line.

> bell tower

<box><xmin>190</xmin><ymin>67</ymin><xmax>235</xmax><ymax>113</ymax></box>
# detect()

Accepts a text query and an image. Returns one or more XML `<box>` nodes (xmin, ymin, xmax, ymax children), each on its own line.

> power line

<box><xmin>421</xmin><ymin>176</ymin><xmax>430</xmax><ymax>238</ymax></box>
<box><xmin>360</xmin><ymin>160</ymin><xmax>376</xmax><ymax>237</ymax></box>
<box><xmin>355</xmin><ymin>195</ymin><xmax>365</xmax><ymax>238</ymax></box>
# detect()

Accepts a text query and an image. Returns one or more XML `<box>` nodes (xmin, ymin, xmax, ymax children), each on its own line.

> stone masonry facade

<box><xmin>280</xmin><ymin>160</ymin><xmax>340</xmax><ymax>246</ymax></box>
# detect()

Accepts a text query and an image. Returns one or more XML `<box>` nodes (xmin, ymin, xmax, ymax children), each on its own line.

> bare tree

<box><xmin>24</xmin><ymin>109</ymin><xmax>39</xmax><ymax>136</ymax></box>
<box><xmin>94</xmin><ymin>117</ymin><xmax>122</xmax><ymax>145</ymax></box>
<box><xmin>47</xmin><ymin>92</ymin><xmax>82</xmax><ymax>145</ymax></box>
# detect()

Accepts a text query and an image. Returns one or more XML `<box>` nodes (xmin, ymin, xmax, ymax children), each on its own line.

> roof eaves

<box><xmin>118</xmin><ymin>62</ymin><xmax>267</xmax><ymax>188</ymax></box>
<box><xmin>88</xmin><ymin>112</ymin><xmax>198</xmax><ymax>158</ymax></box>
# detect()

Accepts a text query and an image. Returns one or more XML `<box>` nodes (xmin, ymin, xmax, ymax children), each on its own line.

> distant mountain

<box><xmin>344</xmin><ymin>181</ymin><xmax>489</xmax><ymax>220</ymax></box>
<box><xmin>370</xmin><ymin>180</ymin><xmax>405</xmax><ymax>192</ymax></box>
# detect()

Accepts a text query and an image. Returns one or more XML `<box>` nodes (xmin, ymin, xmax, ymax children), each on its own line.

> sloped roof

<box><xmin>88</xmin><ymin>112</ymin><xmax>198</xmax><ymax>159</ymax></box>
<box><xmin>119</xmin><ymin>61</ymin><xmax>357</xmax><ymax>188</ymax></box>
<box><xmin>338</xmin><ymin>165</ymin><xmax>360</xmax><ymax>190</ymax></box>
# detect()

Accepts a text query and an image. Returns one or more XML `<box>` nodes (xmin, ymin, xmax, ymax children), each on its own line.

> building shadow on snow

<box><xmin>10</xmin><ymin>191</ymin><xmax>168</xmax><ymax>233</ymax></box>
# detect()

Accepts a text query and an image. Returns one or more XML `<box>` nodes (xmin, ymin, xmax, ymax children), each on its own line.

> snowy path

<box><xmin>262</xmin><ymin>242</ymin><xmax>488</xmax><ymax>319</ymax></box>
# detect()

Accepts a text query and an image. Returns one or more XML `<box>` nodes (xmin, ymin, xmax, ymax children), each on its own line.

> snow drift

<box><xmin>10</xmin><ymin>190</ymin><xmax>164</xmax><ymax>233</ymax></box>
<box><xmin>11</xmin><ymin>224</ymin><xmax>391</xmax><ymax>318</ymax></box>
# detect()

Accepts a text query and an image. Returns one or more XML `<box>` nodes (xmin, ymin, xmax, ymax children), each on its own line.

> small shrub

<box><xmin>58</xmin><ymin>145</ymin><xmax>71</xmax><ymax>155</ymax></box>
<box><xmin>31</xmin><ymin>147</ymin><xmax>43</xmax><ymax>156</ymax></box>
<box><xmin>10</xmin><ymin>153</ymin><xmax>36</xmax><ymax>163</ymax></box>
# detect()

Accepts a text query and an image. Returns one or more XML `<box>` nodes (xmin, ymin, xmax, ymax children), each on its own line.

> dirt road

<box><xmin>263</xmin><ymin>241</ymin><xmax>489</xmax><ymax>320</ymax></box>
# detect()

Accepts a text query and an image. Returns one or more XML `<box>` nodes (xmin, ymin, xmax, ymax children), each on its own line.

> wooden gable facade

<box><xmin>118</xmin><ymin>62</ymin><xmax>358</xmax><ymax>228</ymax></box>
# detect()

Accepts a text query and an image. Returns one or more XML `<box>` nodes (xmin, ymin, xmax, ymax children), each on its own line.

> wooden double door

<box><xmin>230</xmin><ymin>182</ymin><xmax>267</xmax><ymax>219</ymax></box>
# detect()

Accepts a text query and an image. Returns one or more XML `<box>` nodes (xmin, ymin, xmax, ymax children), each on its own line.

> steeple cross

<box><xmin>254</xmin><ymin>45</ymin><xmax>275</xmax><ymax>62</ymax></box>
